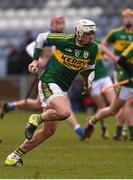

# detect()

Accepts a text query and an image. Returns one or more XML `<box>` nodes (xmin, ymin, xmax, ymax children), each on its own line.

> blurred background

<box><xmin>0</xmin><ymin>0</ymin><xmax>132</xmax><ymax>111</ymax></box>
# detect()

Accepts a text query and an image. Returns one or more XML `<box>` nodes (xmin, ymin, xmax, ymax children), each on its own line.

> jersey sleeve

<box><xmin>26</xmin><ymin>41</ymin><xmax>36</xmax><ymax>57</ymax></box>
<box><xmin>104</xmin><ymin>30</ymin><xmax>115</xmax><ymax>44</ymax></box>
<box><xmin>95</xmin><ymin>48</ymin><xmax>102</xmax><ymax>60</ymax></box>
<box><xmin>47</xmin><ymin>33</ymin><xmax>68</xmax><ymax>47</ymax></box>
<box><xmin>89</xmin><ymin>43</ymin><xmax>99</xmax><ymax>66</ymax></box>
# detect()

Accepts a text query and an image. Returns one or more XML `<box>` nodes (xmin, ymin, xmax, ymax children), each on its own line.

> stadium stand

<box><xmin>0</xmin><ymin>0</ymin><xmax>132</xmax><ymax>80</ymax></box>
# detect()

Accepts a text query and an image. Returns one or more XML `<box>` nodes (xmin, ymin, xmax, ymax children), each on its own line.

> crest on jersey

<box><xmin>128</xmin><ymin>35</ymin><xmax>133</xmax><ymax>41</ymax></box>
<box><xmin>75</xmin><ymin>49</ymin><xmax>80</xmax><ymax>57</ymax></box>
<box><xmin>120</xmin><ymin>35</ymin><xmax>126</xmax><ymax>39</ymax></box>
<box><xmin>83</xmin><ymin>51</ymin><xmax>89</xmax><ymax>58</ymax></box>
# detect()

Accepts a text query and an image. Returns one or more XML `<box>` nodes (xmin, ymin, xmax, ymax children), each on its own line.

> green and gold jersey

<box><xmin>120</xmin><ymin>42</ymin><xmax>133</xmax><ymax>87</ymax></box>
<box><xmin>105</xmin><ymin>27</ymin><xmax>133</xmax><ymax>82</ymax></box>
<box><xmin>39</xmin><ymin>33</ymin><xmax>99</xmax><ymax>91</ymax></box>
<box><xmin>105</xmin><ymin>27</ymin><xmax>133</xmax><ymax>55</ymax></box>
<box><xmin>93</xmin><ymin>38</ymin><xmax>108</xmax><ymax>80</ymax></box>
<box><xmin>94</xmin><ymin>49</ymin><xmax>108</xmax><ymax>80</ymax></box>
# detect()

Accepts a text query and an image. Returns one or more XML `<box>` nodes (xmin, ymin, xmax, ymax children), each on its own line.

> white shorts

<box><xmin>119</xmin><ymin>86</ymin><xmax>133</xmax><ymax>101</ymax></box>
<box><xmin>90</xmin><ymin>76</ymin><xmax>114</xmax><ymax>96</ymax></box>
<box><xmin>38</xmin><ymin>81</ymin><xmax>67</xmax><ymax>108</ymax></box>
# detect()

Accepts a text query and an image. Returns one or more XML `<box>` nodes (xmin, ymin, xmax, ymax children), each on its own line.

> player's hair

<box><xmin>121</xmin><ymin>8</ymin><xmax>133</xmax><ymax>16</ymax></box>
<box><xmin>50</xmin><ymin>16</ymin><xmax>65</xmax><ymax>26</ymax></box>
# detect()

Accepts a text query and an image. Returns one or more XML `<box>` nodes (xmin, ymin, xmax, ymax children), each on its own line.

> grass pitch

<box><xmin>0</xmin><ymin>111</ymin><xmax>133</xmax><ymax>179</ymax></box>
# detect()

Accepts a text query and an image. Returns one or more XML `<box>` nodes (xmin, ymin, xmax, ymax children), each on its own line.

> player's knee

<box><xmin>58</xmin><ymin>109</ymin><xmax>71</xmax><ymax>120</ymax></box>
<box><xmin>127</xmin><ymin>100</ymin><xmax>133</xmax><ymax>106</ymax></box>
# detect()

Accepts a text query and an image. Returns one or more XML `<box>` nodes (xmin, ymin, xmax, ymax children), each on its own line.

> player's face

<box><xmin>52</xmin><ymin>20</ymin><xmax>65</xmax><ymax>33</ymax></box>
<box><xmin>122</xmin><ymin>15</ymin><xmax>133</xmax><ymax>28</ymax></box>
<box><xmin>77</xmin><ymin>32</ymin><xmax>96</xmax><ymax>45</ymax></box>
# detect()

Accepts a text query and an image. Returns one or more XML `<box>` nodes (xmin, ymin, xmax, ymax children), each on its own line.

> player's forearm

<box><xmin>33</xmin><ymin>32</ymin><xmax>49</xmax><ymax>60</ymax></box>
<box><xmin>100</xmin><ymin>43</ymin><xmax>117</xmax><ymax>61</ymax></box>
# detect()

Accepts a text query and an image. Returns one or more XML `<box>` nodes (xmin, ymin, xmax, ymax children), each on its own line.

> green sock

<box><xmin>115</xmin><ymin>126</ymin><xmax>123</xmax><ymax>137</ymax></box>
<box><xmin>100</xmin><ymin>119</ymin><xmax>106</xmax><ymax>128</ymax></box>
<box><xmin>128</xmin><ymin>126</ymin><xmax>133</xmax><ymax>140</ymax></box>
<box><xmin>14</xmin><ymin>148</ymin><xmax>25</xmax><ymax>158</ymax></box>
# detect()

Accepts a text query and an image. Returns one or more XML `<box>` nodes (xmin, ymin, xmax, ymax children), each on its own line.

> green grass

<box><xmin>0</xmin><ymin>111</ymin><xmax>133</xmax><ymax>178</ymax></box>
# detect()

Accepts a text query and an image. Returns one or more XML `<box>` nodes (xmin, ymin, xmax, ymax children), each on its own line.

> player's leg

<box><xmin>25</xmin><ymin>82</ymin><xmax>71</xmax><ymax>140</ymax></box>
<box><xmin>117</xmin><ymin>99</ymin><xmax>133</xmax><ymax>141</ymax></box>
<box><xmin>65</xmin><ymin>96</ymin><xmax>84</xmax><ymax>138</ymax></box>
<box><xmin>25</xmin><ymin>96</ymin><xmax>71</xmax><ymax>139</ymax></box>
<box><xmin>123</xmin><ymin>98</ymin><xmax>133</xmax><ymax>141</ymax></box>
<box><xmin>66</xmin><ymin>110</ymin><xmax>84</xmax><ymax>138</ymax></box>
<box><xmin>113</xmin><ymin>89</ymin><xmax>133</xmax><ymax>140</ymax></box>
<box><xmin>17</xmin><ymin>96</ymin><xmax>41</xmax><ymax>110</ymax></box>
<box><xmin>90</xmin><ymin>78</ymin><xmax>111</xmax><ymax>139</ymax></box>
<box><xmin>104</xmin><ymin>88</ymin><xmax>116</xmax><ymax>139</ymax></box>
<box><xmin>92</xmin><ymin>94</ymin><xmax>110</xmax><ymax>138</ymax></box>
<box><xmin>5</xmin><ymin>82</ymin><xmax>71</xmax><ymax>167</ymax></box>
<box><xmin>83</xmin><ymin>86</ymin><xmax>133</xmax><ymax>139</ymax></box>
<box><xmin>0</xmin><ymin>102</ymin><xmax>15</xmax><ymax>119</ymax></box>
<box><xmin>83</xmin><ymin>96</ymin><xmax>126</xmax><ymax>139</ymax></box>
<box><xmin>100</xmin><ymin>77</ymin><xmax>116</xmax><ymax>138</ymax></box>
<box><xmin>113</xmin><ymin>107</ymin><xmax>126</xmax><ymax>140</ymax></box>
<box><xmin>0</xmin><ymin>95</ymin><xmax>41</xmax><ymax>119</ymax></box>
<box><xmin>5</xmin><ymin>120</ymin><xmax>59</xmax><ymax>167</ymax></box>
